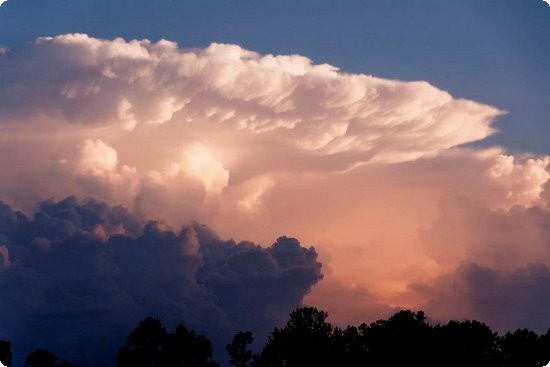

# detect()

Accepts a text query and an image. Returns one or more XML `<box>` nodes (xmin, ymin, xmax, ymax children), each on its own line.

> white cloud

<box><xmin>168</xmin><ymin>143</ymin><xmax>229</xmax><ymax>195</ymax></box>
<box><xmin>0</xmin><ymin>34</ymin><xmax>501</xmax><ymax>166</ymax></box>
<box><xmin>79</xmin><ymin>139</ymin><xmax>119</xmax><ymax>175</ymax></box>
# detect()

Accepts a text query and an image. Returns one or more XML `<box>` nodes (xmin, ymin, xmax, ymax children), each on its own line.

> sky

<box><xmin>0</xmin><ymin>0</ymin><xmax>549</xmax><ymax>366</ymax></box>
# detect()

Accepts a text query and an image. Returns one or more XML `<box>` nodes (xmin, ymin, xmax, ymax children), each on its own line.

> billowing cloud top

<box><xmin>0</xmin><ymin>34</ymin><xmax>499</xmax><ymax>160</ymax></box>
<box><xmin>0</xmin><ymin>197</ymin><xmax>322</xmax><ymax>366</ymax></box>
<box><xmin>0</xmin><ymin>34</ymin><xmax>529</xmax><ymax>221</ymax></box>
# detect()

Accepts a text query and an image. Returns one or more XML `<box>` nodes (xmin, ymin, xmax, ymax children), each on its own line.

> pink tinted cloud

<box><xmin>0</xmin><ymin>34</ymin><xmax>548</xmax><ymax>329</ymax></box>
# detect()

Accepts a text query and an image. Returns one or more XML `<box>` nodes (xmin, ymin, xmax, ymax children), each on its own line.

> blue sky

<box><xmin>1</xmin><ymin>0</ymin><xmax>549</xmax><ymax>154</ymax></box>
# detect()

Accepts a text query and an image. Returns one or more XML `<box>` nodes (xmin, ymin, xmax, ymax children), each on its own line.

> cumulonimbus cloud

<box><xmin>0</xmin><ymin>34</ymin><xmax>549</xmax><ymax>340</ymax></box>
<box><xmin>0</xmin><ymin>197</ymin><xmax>322</xmax><ymax>366</ymax></box>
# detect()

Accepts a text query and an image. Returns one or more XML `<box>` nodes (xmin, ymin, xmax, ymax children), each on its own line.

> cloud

<box><xmin>169</xmin><ymin>143</ymin><xmax>230</xmax><ymax>195</ymax></box>
<box><xmin>420</xmin><ymin>187</ymin><xmax>550</xmax><ymax>270</ymax></box>
<box><xmin>0</xmin><ymin>34</ymin><xmax>549</xmax><ymax>338</ymax></box>
<box><xmin>304</xmin><ymin>279</ymin><xmax>394</xmax><ymax>327</ymax></box>
<box><xmin>0</xmin><ymin>197</ymin><xmax>322</xmax><ymax>366</ymax></box>
<box><xmin>78</xmin><ymin>139</ymin><xmax>119</xmax><ymax>175</ymax></box>
<box><xmin>411</xmin><ymin>262</ymin><xmax>550</xmax><ymax>334</ymax></box>
<box><xmin>393</xmin><ymin>176</ymin><xmax>550</xmax><ymax>332</ymax></box>
<box><xmin>0</xmin><ymin>34</ymin><xmax>500</xmax><ymax>159</ymax></box>
<box><xmin>0</xmin><ymin>34</ymin><xmax>529</xmax><ymax>224</ymax></box>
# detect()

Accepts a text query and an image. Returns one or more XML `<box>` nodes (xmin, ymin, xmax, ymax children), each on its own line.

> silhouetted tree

<box><xmin>0</xmin><ymin>340</ymin><xmax>12</xmax><ymax>367</ymax></box>
<box><xmin>500</xmin><ymin>329</ymin><xmax>541</xmax><ymax>367</ymax></box>
<box><xmin>117</xmin><ymin>317</ymin><xmax>219</xmax><ymax>367</ymax></box>
<box><xmin>226</xmin><ymin>331</ymin><xmax>256</xmax><ymax>367</ymax></box>
<box><xmin>539</xmin><ymin>328</ymin><xmax>550</xmax><ymax>367</ymax></box>
<box><xmin>17</xmin><ymin>307</ymin><xmax>549</xmax><ymax>367</ymax></box>
<box><xmin>163</xmin><ymin>324</ymin><xmax>219</xmax><ymax>367</ymax></box>
<box><xmin>259</xmin><ymin>307</ymin><xmax>334</xmax><ymax>367</ymax></box>
<box><xmin>26</xmin><ymin>349</ymin><xmax>57</xmax><ymax>367</ymax></box>
<box><xmin>117</xmin><ymin>317</ymin><xmax>168</xmax><ymax>367</ymax></box>
<box><xmin>25</xmin><ymin>349</ymin><xmax>79</xmax><ymax>367</ymax></box>
<box><xmin>359</xmin><ymin>310</ymin><xmax>434</xmax><ymax>366</ymax></box>
<box><xmin>330</xmin><ymin>326</ymin><xmax>368</xmax><ymax>366</ymax></box>
<box><xmin>433</xmin><ymin>320</ymin><xmax>501</xmax><ymax>367</ymax></box>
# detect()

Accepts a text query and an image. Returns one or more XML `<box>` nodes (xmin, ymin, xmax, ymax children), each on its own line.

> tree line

<box><xmin>1</xmin><ymin>307</ymin><xmax>549</xmax><ymax>366</ymax></box>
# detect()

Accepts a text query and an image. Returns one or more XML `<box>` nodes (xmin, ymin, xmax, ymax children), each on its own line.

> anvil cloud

<box><xmin>0</xmin><ymin>35</ymin><xmax>520</xmax><ymax>217</ymax></box>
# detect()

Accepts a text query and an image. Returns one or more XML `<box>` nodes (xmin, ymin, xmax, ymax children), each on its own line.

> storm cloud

<box><xmin>0</xmin><ymin>33</ymin><xmax>548</xmax><ymax>342</ymax></box>
<box><xmin>412</xmin><ymin>262</ymin><xmax>550</xmax><ymax>334</ymax></box>
<box><xmin>0</xmin><ymin>197</ymin><xmax>322</xmax><ymax>366</ymax></box>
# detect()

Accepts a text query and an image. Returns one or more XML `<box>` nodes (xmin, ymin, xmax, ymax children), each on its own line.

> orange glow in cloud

<box><xmin>0</xmin><ymin>34</ymin><xmax>548</xmax><ymax>329</ymax></box>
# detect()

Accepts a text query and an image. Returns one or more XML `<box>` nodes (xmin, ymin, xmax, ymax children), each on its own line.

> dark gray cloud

<box><xmin>411</xmin><ymin>262</ymin><xmax>550</xmax><ymax>334</ymax></box>
<box><xmin>0</xmin><ymin>197</ymin><xmax>322</xmax><ymax>366</ymax></box>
